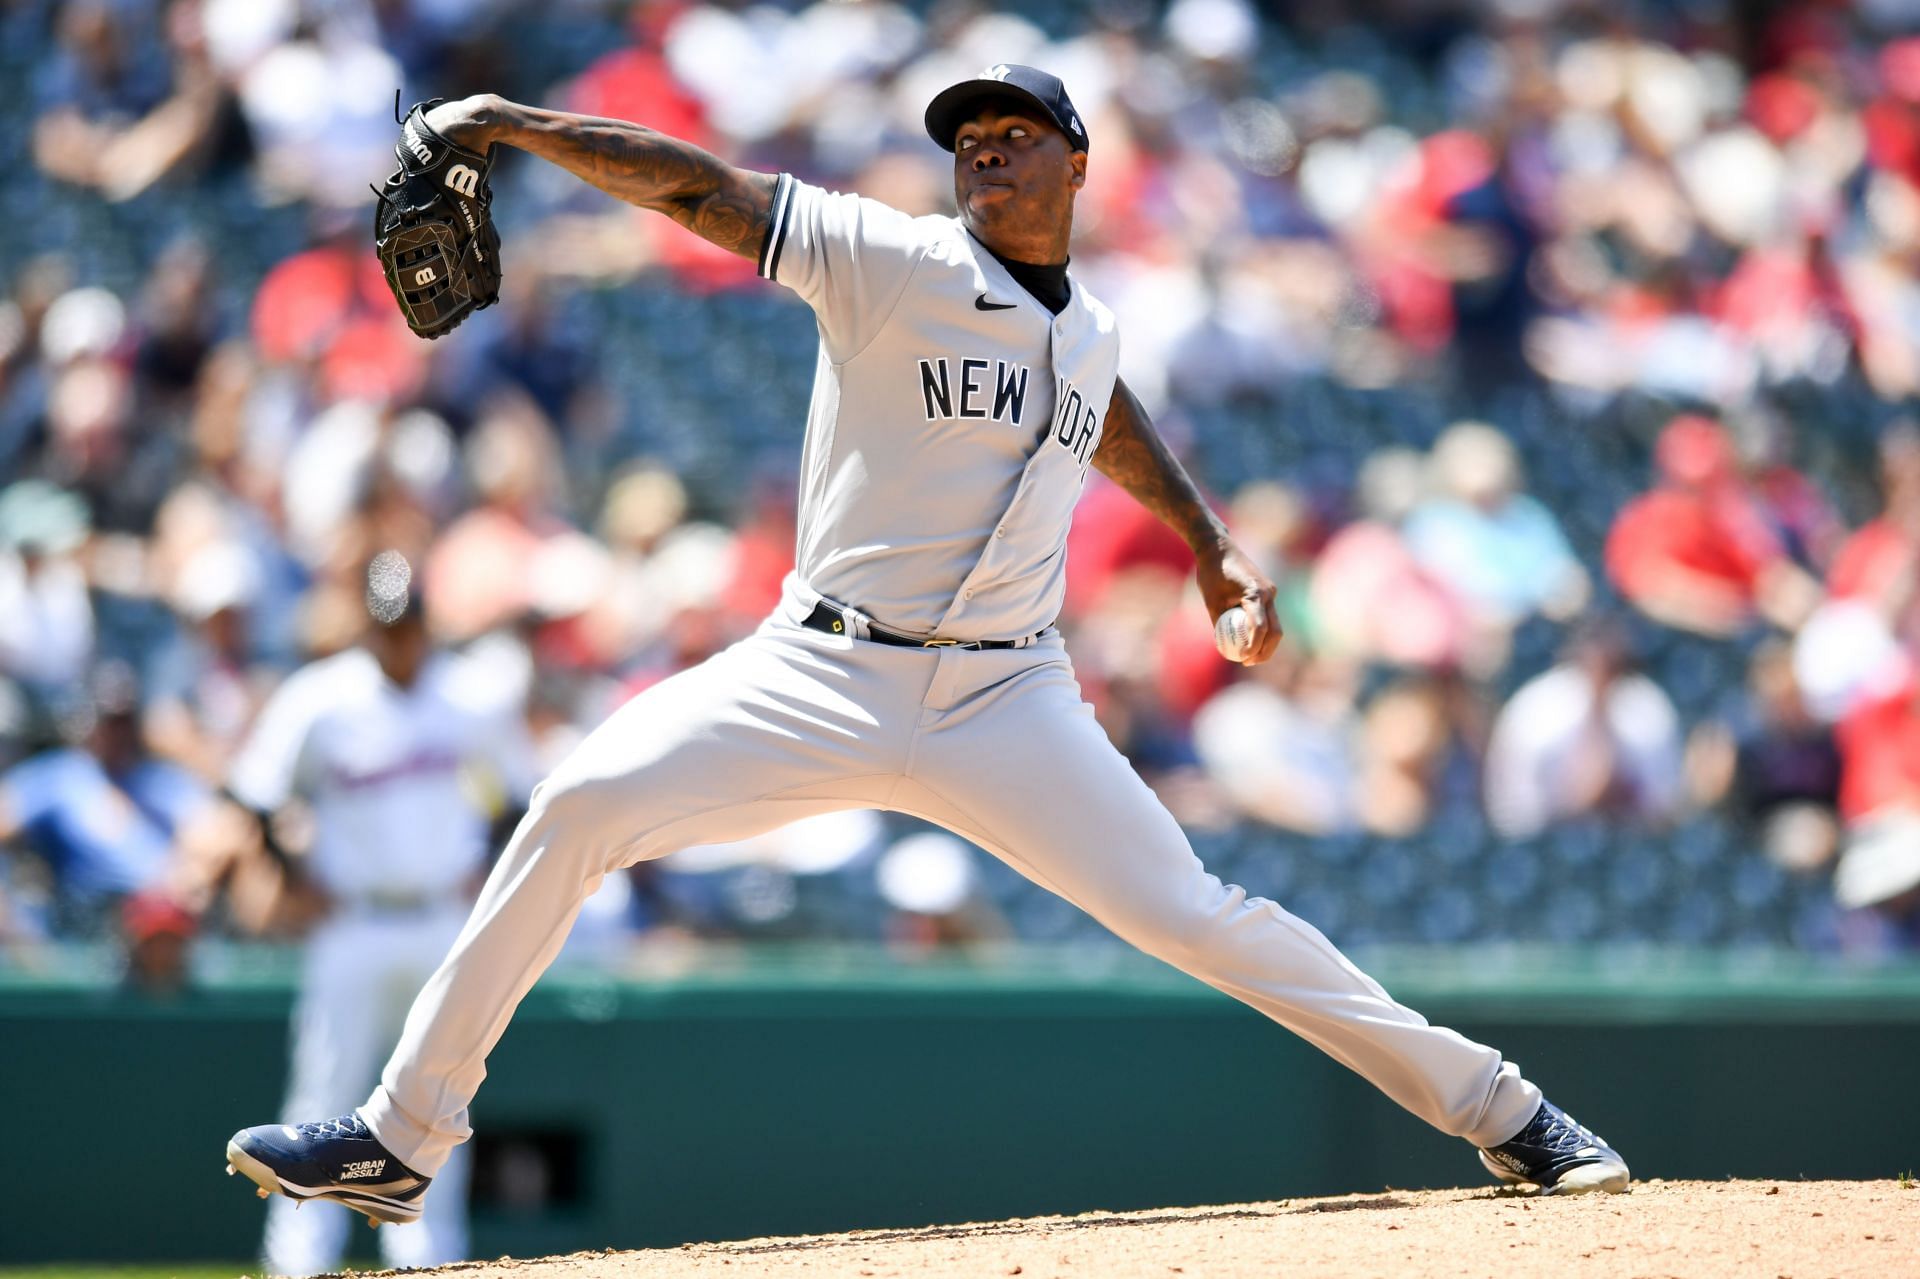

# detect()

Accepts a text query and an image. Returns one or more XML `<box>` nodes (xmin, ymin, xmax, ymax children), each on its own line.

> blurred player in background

<box><xmin>225</xmin><ymin>552</ymin><xmax>534</xmax><ymax>1276</ymax></box>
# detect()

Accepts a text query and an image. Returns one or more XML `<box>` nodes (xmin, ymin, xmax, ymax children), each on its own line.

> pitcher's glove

<box><xmin>373</xmin><ymin>100</ymin><xmax>501</xmax><ymax>339</ymax></box>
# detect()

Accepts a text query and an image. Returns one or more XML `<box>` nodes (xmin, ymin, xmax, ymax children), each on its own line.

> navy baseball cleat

<box><xmin>1476</xmin><ymin>1099</ymin><xmax>1631</xmax><ymax>1195</ymax></box>
<box><xmin>225</xmin><ymin>1112</ymin><xmax>429</xmax><ymax>1226</ymax></box>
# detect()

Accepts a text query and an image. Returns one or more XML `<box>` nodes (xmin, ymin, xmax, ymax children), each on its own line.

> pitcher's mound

<box><xmin>340</xmin><ymin>1180</ymin><xmax>1916</xmax><ymax>1278</ymax></box>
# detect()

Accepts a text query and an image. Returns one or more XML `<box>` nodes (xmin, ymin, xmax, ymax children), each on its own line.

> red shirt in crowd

<box><xmin>1605</xmin><ymin>485</ymin><xmax>1784</xmax><ymax>605</ymax></box>
<box><xmin>1836</xmin><ymin>678</ymin><xmax>1920</xmax><ymax>823</ymax></box>
<box><xmin>1827</xmin><ymin>518</ymin><xmax>1914</xmax><ymax>605</ymax></box>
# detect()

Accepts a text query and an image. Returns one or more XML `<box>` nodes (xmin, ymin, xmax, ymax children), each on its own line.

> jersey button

<box><xmin>963</xmin><ymin>589</ymin><xmax>975</xmax><ymax>600</ymax></box>
<box><xmin>994</xmin><ymin>526</ymin><xmax>1006</xmax><ymax>538</ymax></box>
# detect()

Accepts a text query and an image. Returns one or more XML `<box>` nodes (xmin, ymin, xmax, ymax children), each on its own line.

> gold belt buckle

<box><xmin>922</xmin><ymin>638</ymin><xmax>960</xmax><ymax>647</ymax></box>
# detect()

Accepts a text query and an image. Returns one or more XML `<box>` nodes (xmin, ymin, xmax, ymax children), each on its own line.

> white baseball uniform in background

<box><xmin>230</xmin><ymin>647</ymin><xmax>534</xmax><ymax>1276</ymax></box>
<box><xmin>360</xmin><ymin>176</ymin><xmax>1543</xmax><ymax>1182</ymax></box>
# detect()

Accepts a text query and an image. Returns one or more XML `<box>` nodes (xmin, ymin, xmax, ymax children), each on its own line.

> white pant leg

<box><xmin>364</xmin><ymin>624</ymin><xmax>926</xmax><ymax>1176</ymax></box>
<box><xmin>899</xmin><ymin>641</ymin><xmax>1541</xmax><ymax>1148</ymax></box>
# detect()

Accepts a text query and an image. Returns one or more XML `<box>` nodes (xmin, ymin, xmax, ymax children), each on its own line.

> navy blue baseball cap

<box><xmin>925</xmin><ymin>64</ymin><xmax>1090</xmax><ymax>154</ymax></box>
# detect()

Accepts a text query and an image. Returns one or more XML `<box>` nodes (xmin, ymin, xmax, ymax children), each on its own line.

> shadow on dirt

<box><xmin>1284</xmin><ymin>1195</ymin><xmax>1415</xmax><ymax>1214</ymax></box>
<box><xmin>721</xmin><ymin>1207</ymin><xmax>1281</xmax><ymax>1255</ymax></box>
<box><xmin>717</xmin><ymin>1189</ymin><xmax>1503</xmax><ymax>1255</ymax></box>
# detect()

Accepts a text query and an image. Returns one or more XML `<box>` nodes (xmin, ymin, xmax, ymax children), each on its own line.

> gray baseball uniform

<box><xmin>359</xmin><ymin>176</ymin><xmax>1542</xmax><ymax>1178</ymax></box>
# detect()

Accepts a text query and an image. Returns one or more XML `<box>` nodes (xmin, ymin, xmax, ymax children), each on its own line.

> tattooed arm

<box><xmin>1094</xmin><ymin>378</ymin><xmax>1282</xmax><ymax>664</ymax></box>
<box><xmin>424</xmin><ymin>95</ymin><xmax>776</xmax><ymax>261</ymax></box>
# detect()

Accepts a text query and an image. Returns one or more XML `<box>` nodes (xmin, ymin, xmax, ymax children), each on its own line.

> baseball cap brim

<box><xmin>924</xmin><ymin>80</ymin><xmax>1085</xmax><ymax>154</ymax></box>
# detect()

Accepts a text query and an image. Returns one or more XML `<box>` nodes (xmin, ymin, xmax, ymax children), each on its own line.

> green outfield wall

<box><xmin>4</xmin><ymin>945</ymin><xmax>1918</xmax><ymax>1266</ymax></box>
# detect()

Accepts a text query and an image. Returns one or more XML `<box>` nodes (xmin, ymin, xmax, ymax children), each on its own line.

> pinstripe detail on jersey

<box><xmin>759</xmin><ymin>172</ymin><xmax>795</xmax><ymax>280</ymax></box>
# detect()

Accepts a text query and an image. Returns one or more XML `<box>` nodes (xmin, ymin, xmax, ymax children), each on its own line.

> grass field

<box><xmin>0</xmin><ymin>1259</ymin><xmax>251</xmax><ymax>1267</ymax></box>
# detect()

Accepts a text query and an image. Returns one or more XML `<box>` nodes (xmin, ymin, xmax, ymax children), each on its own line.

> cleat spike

<box><xmin>367</xmin><ymin>1217</ymin><xmax>381</xmax><ymax>1229</ymax></box>
<box><xmin>256</xmin><ymin>1187</ymin><xmax>271</xmax><ymax>1199</ymax></box>
<box><xmin>226</xmin><ymin>1164</ymin><xmax>236</xmax><ymax>1176</ymax></box>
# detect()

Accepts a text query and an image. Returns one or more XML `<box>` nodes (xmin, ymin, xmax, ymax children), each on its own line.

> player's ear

<box><xmin>1068</xmin><ymin>150</ymin><xmax>1087</xmax><ymax>192</ymax></box>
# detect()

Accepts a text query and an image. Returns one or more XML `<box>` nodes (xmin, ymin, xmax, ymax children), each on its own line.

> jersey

<box><xmin>227</xmin><ymin>648</ymin><xmax>535</xmax><ymax>903</ymax></box>
<box><xmin>757</xmin><ymin>174</ymin><xmax>1121</xmax><ymax>642</ymax></box>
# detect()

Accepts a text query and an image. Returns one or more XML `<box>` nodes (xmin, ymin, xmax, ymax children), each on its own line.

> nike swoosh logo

<box><xmin>975</xmin><ymin>294</ymin><xmax>1017</xmax><ymax>311</ymax></box>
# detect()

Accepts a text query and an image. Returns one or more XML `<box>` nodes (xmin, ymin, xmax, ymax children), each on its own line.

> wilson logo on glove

<box><xmin>373</xmin><ymin>96</ymin><xmax>502</xmax><ymax>339</ymax></box>
<box><xmin>402</xmin><ymin>122</ymin><xmax>433</xmax><ymax>166</ymax></box>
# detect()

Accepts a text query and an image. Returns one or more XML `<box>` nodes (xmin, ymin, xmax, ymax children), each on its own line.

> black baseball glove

<box><xmin>373</xmin><ymin>100</ymin><xmax>502</xmax><ymax>339</ymax></box>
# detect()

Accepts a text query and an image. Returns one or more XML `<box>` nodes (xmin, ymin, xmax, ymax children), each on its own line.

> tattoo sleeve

<box><xmin>495</xmin><ymin>103</ymin><xmax>776</xmax><ymax>261</ymax></box>
<box><xmin>1092</xmin><ymin>378</ymin><xmax>1230</xmax><ymax>552</ymax></box>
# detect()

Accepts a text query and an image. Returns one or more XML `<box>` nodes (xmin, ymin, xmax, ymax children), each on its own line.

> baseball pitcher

<box><xmin>226</xmin><ymin>67</ymin><xmax>1629</xmax><ymax>1229</ymax></box>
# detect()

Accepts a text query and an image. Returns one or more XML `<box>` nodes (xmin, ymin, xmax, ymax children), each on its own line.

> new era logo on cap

<box><xmin>924</xmin><ymin>63</ymin><xmax>1090</xmax><ymax>155</ymax></box>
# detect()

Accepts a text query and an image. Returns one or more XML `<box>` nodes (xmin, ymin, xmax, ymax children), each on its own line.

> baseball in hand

<box><xmin>1214</xmin><ymin>605</ymin><xmax>1256</xmax><ymax>662</ymax></box>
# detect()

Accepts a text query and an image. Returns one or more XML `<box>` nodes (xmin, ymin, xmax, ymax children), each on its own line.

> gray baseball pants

<box><xmin>362</xmin><ymin>585</ymin><xmax>1541</xmax><ymax>1177</ymax></box>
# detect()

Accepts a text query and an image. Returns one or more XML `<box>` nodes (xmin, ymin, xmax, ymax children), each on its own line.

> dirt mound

<box><xmin>341</xmin><ymin>1180</ymin><xmax>1916</xmax><ymax>1278</ymax></box>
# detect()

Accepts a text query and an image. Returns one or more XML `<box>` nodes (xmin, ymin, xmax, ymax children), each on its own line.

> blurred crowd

<box><xmin>4</xmin><ymin>0</ymin><xmax>1920</xmax><ymax>977</ymax></box>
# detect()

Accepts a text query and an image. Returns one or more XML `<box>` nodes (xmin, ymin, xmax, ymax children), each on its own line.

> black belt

<box><xmin>801</xmin><ymin>601</ymin><xmax>1031</xmax><ymax>650</ymax></box>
